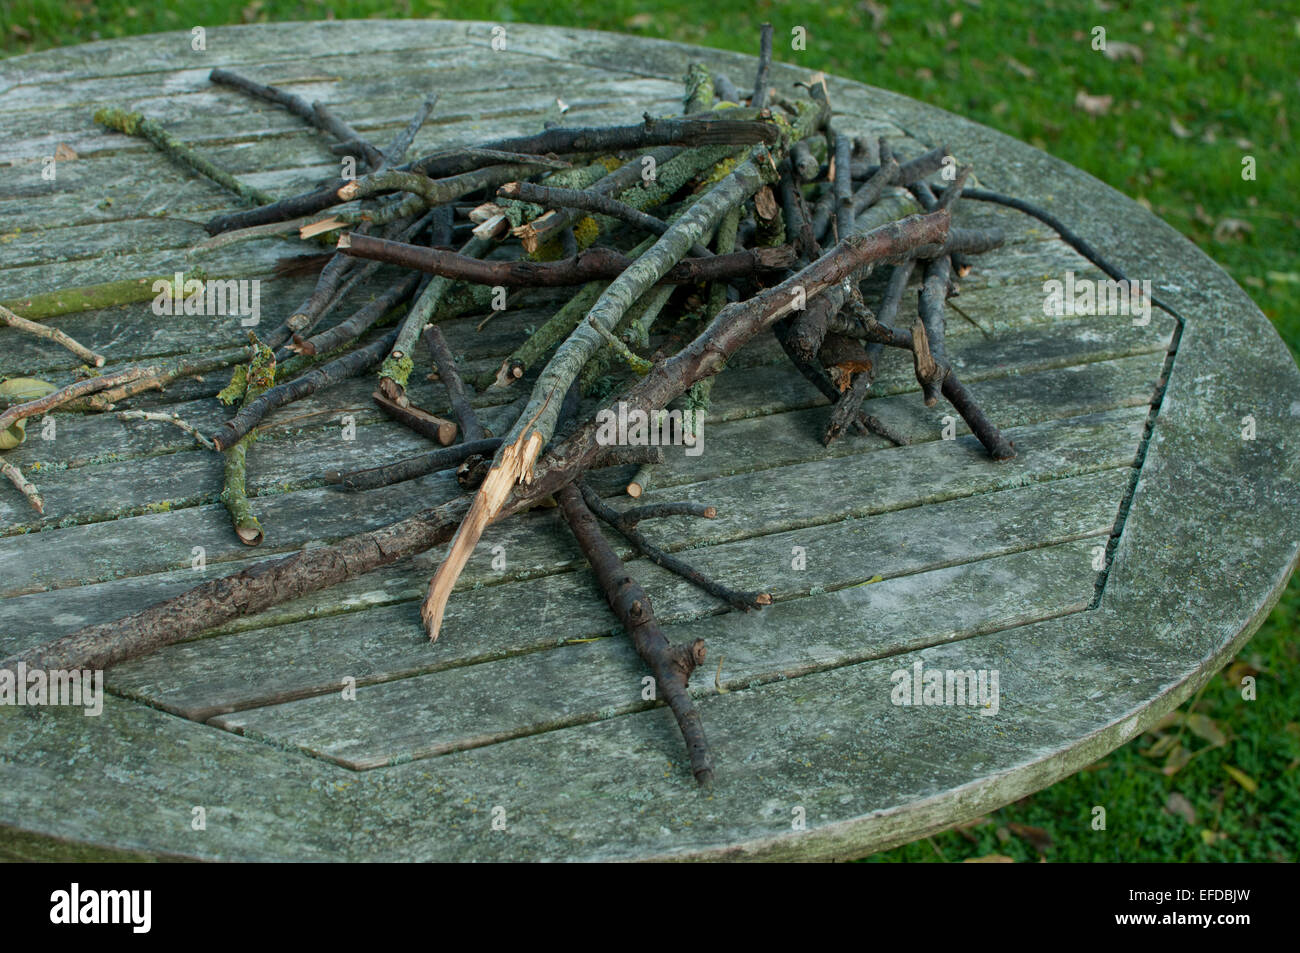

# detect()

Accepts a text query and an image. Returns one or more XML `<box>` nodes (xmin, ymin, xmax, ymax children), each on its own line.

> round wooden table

<box><xmin>1</xmin><ymin>20</ymin><xmax>1297</xmax><ymax>861</ymax></box>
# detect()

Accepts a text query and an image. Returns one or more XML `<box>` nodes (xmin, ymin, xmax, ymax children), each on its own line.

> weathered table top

<box><xmin>1</xmin><ymin>20</ymin><xmax>1297</xmax><ymax>862</ymax></box>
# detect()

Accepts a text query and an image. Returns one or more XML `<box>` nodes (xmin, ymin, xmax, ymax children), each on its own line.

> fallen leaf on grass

<box><xmin>1162</xmin><ymin>744</ymin><xmax>1192</xmax><ymax>776</ymax></box>
<box><xmin>1213</xmin><ymin>218</ymin><xmax>1253</xmax><ymax>242</ymax></box>
<box><xmin>1186</xmin><ymin>713</ymin><xmax>1227</xmax><ymax>748</ymax></box>
<box><xmin>1005</xmin><ymin>56</ymin><xmax>1037</xmax><ymax>80</ymax></box>
<box><xmin>1165</xmin><ymin>791</ymin><xmax>1197</xmax><ymax>825</ymax></box>
<box><xmin>1170</xmin><ymin>117</ymin><xmax>1193</xmax><ymax>139</ymax></box>
<box><xmin>1224</xmin><ymin>660</ymin><xmax>1260</xmax><ymax>684</ymax></box>
<box><xmin>963</xmin><ymin>854</ymin><xmax>1014</xmax><ymax>863</ymax></box>
<box><xmin>1223</xmin><ymin>765</ymin><xmax>1258</xmax><ymax>792</ymax></box>
<box><xmin>1145</xmin><ymin>732</ymin><xmax>1180</xmax><ymax>757</ymax></box>
<box><xmin>1007</xmin><ymin>822</ymin><xmax>1053</xmax><ymax>854</ymax></box>
<box><xmin>1075</xmin><ymin>91</ymin><xmax>1114</xmax><ymax>116</ymax></box>
<box><xmin>1103</xmin><ymin>41</ymin><xmax>1145</xmax><ymax>63</ymax></box>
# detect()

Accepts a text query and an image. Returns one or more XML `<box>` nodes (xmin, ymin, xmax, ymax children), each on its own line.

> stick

<box><xmin>497</xmin><ymin>181</ymin><xmax>713</xmax><ymax>258</ymax></box>
<box><xmin>205</xmin><ymin>119</ymin><xmax>778</xmax><ymax>235</ymax></box>
<box><xmin>580</xmin><ymin>482</ymin><xmax>770</xmax><ymax>612</ymax></box>
<box><xmin>822</xmin><ymin>342</ymin><xmax>882</xmax><ymax>445</ymax></box>
<box><xmin>422</xmin><ymin>325</ymin><xmax>483</xmax><ymax>441</ymax></box>
<box><xmin>0</xmin><ymin>348</ymin><xmax>244</xmax><ymax>434</ymax></box>
<box><xmin>337</xmin><ymin>232</ymin><xmax>793</xmax><ymax>287</ymax></box>
<box><xmin>209</xmin><ymin>331</ymin><xmax>398</xmax><ymax>451</ymax></box>
<box><xmin>290</xmin><ymin>271</ymin><xmax>421</xmax><ymax>358</ymax></box>
<box><xmin>379</xmin><ymin>235</ymin><xmax>492</xmax><ymax>403</ymax></box>
<box><xmin>832</xmin><ymin>130</ymin><xmax>855</xmax><ymax>242</ymax></box>
<box><xmin>7</xmin><ymin>212</ymin><xmax>946</xmax><ymax>674</ymax></box>
<box><xmin>220</xmin><ymin>339</ymin><xmax>276</xmax><ymax>546</ymax></box>
<box><xmin>372</xmin><ymin>390</ymin><xmax>457</xmax><ymax>446</ymax></box>
<box><xmin>916</xmin><ymin>255</ymin><xmax>953</xmax><ymax>406</ymax></box>
<box><xmin>325</xmin><ymin>438</ymin><xmax>504</xmax><ymax>491</ymax></box>
<box><xmin>751</xmin><ymin>22</ymin><xmax>775</xmax><ymax>109</ymax></box>
<box><xmin>557</xmin><ymin>482</ymin><xmax>714</xmax><ymax>786</ymax></box>
<box><xmin>1</xmin><ymin>459</ymin><xmax>43</xmax><ymax>514</ymax></box>
<box><xmin>0</xmin><ymin>305</ymin><xmax>104</xmax><ymax>367</ymax></box>
<box><xmin>116</xmin><ymin>410</ymin><xmax>215</xmax><ymax>450</ymax></box>
<box><xmin>311</xmin><ymin>101</ymin><xmax>384</xmax><ymax>169</ymax></box>
<box><xmin>94</xmin><ymin>108</ymin><xmax>273</xmax><ymax>207</ymax></box>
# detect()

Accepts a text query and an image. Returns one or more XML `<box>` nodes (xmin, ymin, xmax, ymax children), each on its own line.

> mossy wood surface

<box><xmin>0</xmin><ymin>21</ymin><xmax>1296</xmax><ymax>862</ymax></box>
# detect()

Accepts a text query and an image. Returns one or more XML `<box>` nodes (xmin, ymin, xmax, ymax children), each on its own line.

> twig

<box><xmin>5</xmin><ymin>211</ymin><xmax>945</xmax><ymax>678</ymax></box>
<box><xmin>498</xmin><ymin>181</ymin><xmax>712</xmax><ymax>258</ymax></box>
<box><xmin>0</xmin><ymin>304</ymin><xmax>104</xmax><ymax>367</ymax></box>
<box><xmin>379</xmin><ymin>235</ymin><xmax>491</xmax><ymax>403</ymax></box>
<box><xmin>116</xmin><ymin>410</ymin><xmax>215</xmax><ymax>450</ymax></box>
<box><xmin>557</xmin><ymin>482</ymin><xmax>715</xmax><ymax>786</ymax></box>
<box><xmin>422</xmin><ymin>325</ymin><xmax>483</xmax><ymax>441</ymax></box>
<box><xmin>219</xmin><ymin>339</ymin><xmax>276</xmax><ymax>546</ymax></box>
<box><xmin>326</xmin><ymin>438</ymin><xmax>504</xmax><ymax>490</ymax></box>
<box><xmin>751</xmin><ymin>22</ymin><xmax>775</xmax><ymax>109</ymax></box>
<box><xmin>209</xmin><ymin>331</ymin><xmax>398</xmax><ymax>451</ymax></box>
<box><xmin>1</xmin><ymin>459</ymin><xmax>43</xmax><ymax>514</ymax></box>
<box><xmin>579</xmin><ymin>482</ymin><xmax>769</xmax><ymax>612</ymax></box>
<box><xmin>338</xmin><ymin>232</ymin><xmax>793</xmax><ymax>286</ymax></box>
<box><xmin>372</xmin><ymin>390</ymin><xmax>457</xmax><ymax>446</ymax></box>
<box><xmin>94</xmin><ymin>107</ymin><xmax>273</xmax><ymax>207</ymax></box>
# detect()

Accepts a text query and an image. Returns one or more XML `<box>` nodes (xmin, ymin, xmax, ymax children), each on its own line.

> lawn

<box><xmin>2</xmin><ymin>0</ymin><xmax>1296</xmax><ymax>862</ymax></box>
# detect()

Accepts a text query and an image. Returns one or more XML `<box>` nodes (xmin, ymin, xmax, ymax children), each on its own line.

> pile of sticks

<box><xmin>0</xmin><ymin>24</ymin><xmax>1155</xmax><ymax>785</ymax></box>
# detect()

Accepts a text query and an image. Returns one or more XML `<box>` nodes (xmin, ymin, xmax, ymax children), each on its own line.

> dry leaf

<box><xmin>1145</xmin><ymin>732</ymin><xmax>1180</xmax><ymax>758</ymax></box>
<box><xmin>1186</xmin><ymin>713</ymin><xmax>1227</xmax><ymax>748</ymax></box>
<box><xmin>1152</xmin><ymin>710</ymin><xmax>1184</xmax><ymax>732</ymax></box>
<box><xmin>1075</xmin><ymin>91</ymin><xmax>1114</xmax><ymax>116</ymax></box>
<box><xmin>1223</xmin><ymin>765</ymin><xmax>1258</xmax><ymax>792</ymax></box>
<box><xmin>624</xmin><ymin>13</ymin><xmax>653</xmax><ymax>28</ymax></box>
<box><xmin>1162</xmin><ymin>744</ymin><xmax>1192</xmax><ymax>776</ymax></box>
<box><xmin>1005</xmin><ymin>56</ymin><xmax>1037</xmax><ymax>80</ymax></box>
<box><xmin>1170</xmin><ymin>117</ymin><xmax>1193</xmax><ymax>138</ymax></box>
<box><xmin>1165</xmin><ymin>791</ymin><xmax>1197</xmax><ymax>825</ymax></box>
<box><xmin>1007</xmin><ymin>822</ymin><xmax>1053</xmax><ymax>854</ymax></box>
<box><xmin>53</xmin><ymin>143</ymin><xmax>78</xmax><ymax>161</ymax></box>
<box><xmin>1213</xmin><ymin>218</ymin><xmax>1253</xmax><ymax>242</ymax></box>
<box><xmin>963</xmin><ymin>854</ymin><xmax>1014</xmax><ymax>863</ymax></box>
<box><xmin>861</xmin><ymin>0</ymin><xmax>888</xmax><ymax>29</ymax></box>
<box><xmin>1103</xmin><ymin>41</ymin><xmax>1145</xmax><ymax>63</ymax></box>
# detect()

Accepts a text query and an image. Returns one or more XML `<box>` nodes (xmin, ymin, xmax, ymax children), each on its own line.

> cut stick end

<box><xmin>236</xmin><ymin>525</ymin><xmax>263</xmax><ymax>546</ymax></box>
<box><xmin>336</xmin><ymin>232</ymin><xmax>352</xmax><ymax>249</ymax></box>
<box><xmin>626</xmin><ymin>482</ymin><xmax>644</xmax><ymax>499</ymax></box>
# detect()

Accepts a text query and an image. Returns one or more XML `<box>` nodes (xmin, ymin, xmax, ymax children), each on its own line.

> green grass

<box><xmin>2</xmin><ymin>0</ymin><xmax>1296</xmax><ymax>862</ymax></box>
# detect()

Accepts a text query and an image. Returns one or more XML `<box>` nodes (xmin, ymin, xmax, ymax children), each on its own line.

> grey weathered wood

<box><xmin>211</xmin><ymin>536</ymin><xmax>1107</xmax><ymax>768</ymax></box>
<box><xmin>0</xmin><ymin>21</ymin><xmax>1295</xmax><ymax>863</ymax></box>
<box><xmin>0</xmin><ymin>404</ymin><xmax>1147</xmax><ymax>654</ymax></box>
